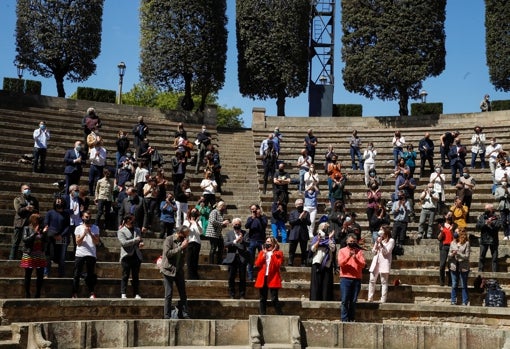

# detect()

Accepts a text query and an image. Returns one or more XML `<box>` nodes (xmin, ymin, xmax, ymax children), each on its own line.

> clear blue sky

<box><xmin>0</xmin><ymin>1</ymin><xmax>505</xmax><ymax>127</ymax></box>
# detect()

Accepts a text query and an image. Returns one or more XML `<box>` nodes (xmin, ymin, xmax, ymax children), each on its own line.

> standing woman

<box><xmin>174</xmin><ymin>179</ymin><xmax>192</xmax><ymax>228</ymax></box>
<box><xmin>448</xmin><ymin>228</ymin><xmax>470</xmax><ymax>305</ymax></box>
<box><xmin>254</xmin><ymin>236</ymin><xmax>284</xmax><ymax>315</ymax></box>
<box><xmin>309</xmin><ymin>223</ymin><xmax>336</xmax><ymax>301</ymax></box>
<box><xmin>430</xmin><ymin>165</ymin><xmax>446</xmax><ymax>214</ymax></box>
<box><xmin>367</xmin><ymin>225</ymin><xmax>395</xmax><ymax>303</ymax></box>
<box><xmin>183</xmin><ymin>207</ymin><xmax>202</xmax><ymax>280</ymax></box>
<box><xmin>117</xmin><ymin>213</ymin><xmax>144</xmax><ymax>299</ymax></box>
<box><xmin>391</xmin><ymin>130</ymin><xmax>406</xmax><ymax>167</ymax></box>
<box><xmin>21</xmin><ymin>213</ymin><xmax>47</xmax><ymax>298</ymax></box>
<box><xmin>363</xmin><ymin>142</ymin><xmax>377</xmax><ymax>186</ymax></box>
<box><xmin>438</xmin><ymin>213</ymin><xmax>455</xmax><ymax>287</ymax></box>
<box><xmin>470</xmin><ymin>126</ymin><xmax>486</xmax><ymax>169</ymax></box>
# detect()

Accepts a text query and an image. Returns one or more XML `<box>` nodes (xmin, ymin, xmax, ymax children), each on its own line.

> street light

<box><xmin>16</xmin><ymin>62</ymin><xmax>25</xmax><ymax>79</ymax></box>
<box><xmin>319</xmin><ymin>75</ymin><xmax>328</xmax><ymax>85</ymax></box>
<box><xmin>420</xmin><ymin>90</ymin><xmax>428</xmax><ymax>103</ymax></box>
<box><xmin>117</xmin><ymin>61</ymin><xmax>126</xmax><ymax>104</ymax></box>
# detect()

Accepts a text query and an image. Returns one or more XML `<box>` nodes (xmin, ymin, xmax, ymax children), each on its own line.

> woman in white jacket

<box><xmin>363</xmin><ymin>142</ymin><xmax>377</xmax><ymax>186</ymax></box>
<box><xmin>367</xmin><ymin>225</ymin><xmax>395</xmax><ymax>303</ymax></box>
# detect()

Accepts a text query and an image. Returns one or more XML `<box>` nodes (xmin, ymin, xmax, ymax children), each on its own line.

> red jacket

<box><xmin>254</xmin><ymin>249</ymin><xmax>283</xmax><ymax>289</ymax></box>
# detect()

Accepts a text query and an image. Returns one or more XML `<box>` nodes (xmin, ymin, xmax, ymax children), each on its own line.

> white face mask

<box><xmin>435</xmin><ymin>168</ymin><xmax>441</xmax><ymax>173</ymax></box>
<box><xmin>319</xmin><ymin>231</ymin><xmax>326</xmax><ymax>238</ymax></box>
<box><xmin>378</xmin><ymin>230</ymin><xmax>384</xmax><ymax>237</ymax></box>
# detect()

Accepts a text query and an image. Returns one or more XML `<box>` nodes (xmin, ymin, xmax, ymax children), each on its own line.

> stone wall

<box><xmin>0</xmin><ymin>90</ymin><xmax>217</xmax><ymax>126</ymax></box>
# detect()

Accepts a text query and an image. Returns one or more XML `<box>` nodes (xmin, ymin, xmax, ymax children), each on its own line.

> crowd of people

<box><xmin>10</xmin><ymin>107</ymin><xmax>510</xmax><ymax>320</ymax></box>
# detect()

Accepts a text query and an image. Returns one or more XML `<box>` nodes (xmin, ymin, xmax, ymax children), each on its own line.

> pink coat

<box><xmin>369</xmin><ymin>238</ymin><xmax>395</xmax><ymax>274</ymax></box>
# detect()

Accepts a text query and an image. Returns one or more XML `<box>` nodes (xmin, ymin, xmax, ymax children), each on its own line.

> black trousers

<box><xmin>121</xmin><ymin>254</ymin><xmax>141</xmax><ymax>295</ymax></box>
<box><xmin>228</xmin><ymin>257</ymin><xmax>247</xmax><ymax>298</ymax></box>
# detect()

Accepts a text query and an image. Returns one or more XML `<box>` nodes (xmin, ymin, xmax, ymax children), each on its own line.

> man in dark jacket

<box><xmin>63</xmin><ymin>141</ymin><xmax>86</xmax><ymax>194</ymax></box>
<box><xmin>223</xmin><ymin>218</ymin><xmax>250</xmax><ymax>299</ymax></box>
<box><xmin>476</xmin><ymin>204</ymin><xmax>502</xmax><ymax>272</ymax></box>
<box><xmin>245</xmin><ymin>204</ymin><xmax>268</xmax><ymax>281</ymax></box>
<box><xmin>118</xmin><ymin>187</ymin><xmax>148</xmax><ymax>233</ymax></box>
<box><xmin>288</xmin><ymin>199</ymin><xmax>310</xmax><ymax>266</ymax></box>
<box><xmin>11</xmin><ymin>184</ymin><xmax>39</xmax><ymax>260</ymax></box>
<box><xmin>132</xmin><ymin>116</ymin><xmax>149</xmax><ymax>158</ymax></box>
<box><xmin>418</xmin><ymin>132</ymin><xmax>434</xmax><ymax>176</ymax></box>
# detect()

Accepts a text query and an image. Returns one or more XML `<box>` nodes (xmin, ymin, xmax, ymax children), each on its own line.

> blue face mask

<box><xmin>75</xmin><ymin>146</ymin><xmax>82</xmax><ymax>152</ymax></box>
<box><xmin>453</xmin><ymin>232</ymin><xmax>459</xmax><ymax>239</ymax></box>
<box><xmin>40</xmin><ymin>124</ymin><xmax>46</xmax><ymax>130</ymax></box>
<box><xmin>23</xmin><ymin>189</ymin><xmax>31</xmax><ymax>196</ymax></box>
<box><xmin>73</xmin><ymin>191</ymin><xmax>80</xmax><ymax>198</ymax></box>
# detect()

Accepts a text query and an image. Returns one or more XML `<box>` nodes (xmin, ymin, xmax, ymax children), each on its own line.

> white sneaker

<box><xmin>135</xmin><ymin>294</ymin><xmax>142</xmax><ymax>299</ymax></box>
<box><xmin>121</xmin><ymin>294</ymin><xmax>127</xmax><ymax>299</ymax></box>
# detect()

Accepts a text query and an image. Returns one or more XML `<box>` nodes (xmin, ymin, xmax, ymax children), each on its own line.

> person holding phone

<box><xmin>254</xmin><ymin>236</ymin><xmax>283</xmax><ymax>315</ymax></box>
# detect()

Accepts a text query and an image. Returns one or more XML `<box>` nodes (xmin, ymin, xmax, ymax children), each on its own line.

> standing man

<box><xmin>440</xmin><ymin>130</ymin><xmax>459</xmax><ymax>169</ymax></box>
<box><xmin>195</xmin><ymin>125</ymin><xmax>212</xmax><ymax>174</ymax></box>
<box><xmin>223</xmin><ymin>218</ymin><xmax>249</xmax><ymax>299</ymax></box>
<box><xmin>161</xmin><ymin>226</ymin><xmax>191</xmax><ymax>319</ymax></box>
<box><xmin>94</xmin><ymin>169</ymin><xmax>114</xmax><ymax>231</ymax></box>
<box><xmin>288</xmin><ymin>199</ymin><xmax>310</xmax><ymax>266</ymax></box>
<box><xmin>495</xmin><ymin>181</ymin><xmax>510</xmax><ymax>241</ymax></box>
<box><xmin>349</xmin><ymin>130</ymin><xmax>363</xmax><ymax>170</ymax></box>
<box><xmin>448</xmin><ymin>138</ymin><xmax>467</xmax><ymax>186</ymax></box>
<box><xmin>118</xmin><ymin>213</ymin><xmax>144</xmax><ymax>299</ymax></box>
<box><xmin>456</xmin><ymin>167</ymin><xmax>476</xmax><ymax>222</ymax></box>
<box><xmin>480</xmin><ymin>94</ymin><xmax>491</xmax><ymax>112</ymax></box>
<box><xmin>72</xmin><ymin>211</ymin><xmax>100</xmax><ymax>298</ymax></box>
<box><xmin>88</xmin><ymin>137</ymin><xmax>107</xmax><ymax>196</ymax></box>
<box><xmin>297</xmin><ymin>149</ymin><xmax>312</xmax><ymax>194</ymax></box>
<box><xmin>391</xmin><ymin>191</ymin><xmax>412</xmax><ymax>250</ymax></box>
<box><xmin>245</xmin><ymin>204</ymin><xmax>268</xmax><ymax>281</ymax></box>
<box><xmin>273</xmin><ymin>163</ymin><xmax>291</xmax><ymax>206</ymax></box>
<box><xmin>205</xmin><ymin>201</ymin><xmax>229</xmax><ymax>264</ymax></box>
<box><xmin>304</xmin><ymin>128</ymin><xmax>318</xmax><ymax>163</ymax></box>
<box><xmin>64</xmin><ymin>141</ymin><xmax>86</xmax><ymax>194</ymax></box>
<box><xmin>418</xmin><ymin>132</ymin><xmax>434</xmax><ymax>177</ymax></box>
<box><xmin>418</xmin><ymin>183</ymin><xmax>439</xmax><ymax>239</ymax></box>
<box><xmin>476</xmin><ymin>204</ymin><xmax>501</xmax><ymax>272</ymax></box>
<box><xmin>11</xmin><ymin>184</ymin><xmax>39</xmax><ymax>260</ymax></box>
<box><xmin>261</xmin><ymin>140</ymin><xmax>277</xmax><ymax>194</ymax></box>
<box><xmin>33</xmin><ymin>121</ymin><xmax>50</xmax><ymax>173</ymax></box>
<box><xmin>118</xmin><ymin>187</ymin><xmax>148</xmax><ymax>233</ymax></box>
<box><xmin>338</xmin><ymin>233</ymin><xmax>366</xmax><ymax>322</ymax></box>
<box><xmin>132</xmin><ymin>116</ymin><xmax>149</xmax><ymax>159</ymax></box>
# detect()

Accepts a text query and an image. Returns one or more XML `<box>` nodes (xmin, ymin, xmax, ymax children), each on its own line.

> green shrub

<box><xmin>491</xmin><ymin>100</ymin><xmax>510</xmax><ymax>111</ymax></box>
<box><xmin>77</xmin><ymin>87</ymin><xmax>116</xmax><ymax>103</ymax></box>
<box><xmin>25</xmin><ymin>80</ymin><xmax>42</xmax><ymax>95</ymax></box>
<box><xmin>411</xmin><ymin>102</ymin><xmax>443</xmax><ymax>115</ymax></box>
<box><xmin>333</xmin><ymin>104</ymin><xmax>362</xmax><ymax>117</ymax></box>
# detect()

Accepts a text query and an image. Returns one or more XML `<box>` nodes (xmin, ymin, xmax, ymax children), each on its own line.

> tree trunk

<box><xmin>276</xmin><ymin>88</ymin><xmax>286</xmax><ymax>116</ymax></box>
<box><xmin>181</xmin><ymin>73</ymin><xmax>194</xmax><ymax>111</ymax></box>
<box><xmin>398</xmin><ymin>90</ymin><xmax>409</xmax><ymax>116</ymax></box>
<box><xmin>55</xmin><ymin>74</ymin><xmax>66</xmax><ymax>98</ymax></box>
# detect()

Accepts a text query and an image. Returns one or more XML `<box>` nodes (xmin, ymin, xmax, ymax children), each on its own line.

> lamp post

<box><xmin>16</xmin><ymin>63</ymin><xmax>25</xmax><ymax>79</ymax></box>
<box><xmin>117</xmin><ymin>61</ymin><xmax>126</xmax><ymax>104</ymax></box>
<box><xmin>420</xmin><ymin>90</ymin><xmax>428</xmax><ymax>103</ymax></box>
<box><xmin>319</xmin><ymin>75</ymin><xmax>328</xmax><ymax>85</ymax></box>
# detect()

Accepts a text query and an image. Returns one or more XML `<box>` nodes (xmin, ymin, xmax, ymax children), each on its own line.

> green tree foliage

<box><xmin>15</xmin><ymin>0</ymin><xmax>104</xmax><ymax>97</ymax></box>
<box><xmin>341</xmin><ymin>0</ymin><xmax>446</xmax><ymax>116</ymax></box>
<box><xmin>139</xmin><ymin>0</ymin><xmax>227</xmax><ymax>112</ymax></box>
<box><xmin>236</xmin><ymin>0</ymin><xmax>310</xmax><ymax>116</ymax></box>
<box><xmin>486</xmin><ymin>0</ymin><xmax>510</xmax><ymax>91</ymax></box>
<box><xmin>122</xmin><ymin>83</ymin><xmax>244</xmax><ymax>128</ymax></box>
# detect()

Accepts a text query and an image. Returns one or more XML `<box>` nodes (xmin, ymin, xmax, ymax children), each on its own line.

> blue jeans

<box><xmin>271</xmin><ymin>221</ymin><xmax>287</xmax><ymax>242</ymax></box>
<box><xmin>393</xmin><ymin>147</ymin><xmax>402</xmax><ymax>167</ymax></box>
<box><xmin>350</xmin><ymin>147</ymin><xmax>363</xmax><ymax>170</ymax></box>
<box><xmin>450</xmin><ymin>270</ymin><xmax>469</xmax><ymax>304</ymax></box>
<box><xmin>340</xmin><ymin>277</ymin><xmax>361</xmax><ymax>322</ymax></box>
<box><xmin>471</xmin><ymin>151</ymin><xmax>486</xmax><ymax>168</ymax></box>
<box><xmin>247</xmin><ymin>239</ymin><xmax>264</xmax><ymax>280</ymax></box>
<box><xmin>450</xmin><ymin>161</ymin><xmax>464</xmax><ymax>186</ymax></box>
<box><xmin>299</xmin><ymin>168</ymin><xmax>307</xmax><ymax>192</ymax></box>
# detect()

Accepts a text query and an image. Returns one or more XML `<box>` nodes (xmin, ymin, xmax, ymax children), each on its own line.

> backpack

<box><xmin>484</xmin><ymin>279</ymin><xmax>507</xmax><ymax>307</ymax></box>
<box><xmin>263</xmin><ymin>148</ymin><xmax>277</xmax><ymax>165</ymax></box>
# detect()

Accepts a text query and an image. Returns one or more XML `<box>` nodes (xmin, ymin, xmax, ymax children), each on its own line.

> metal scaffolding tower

<box><xmin>308</xmin><ymin>0</ymin><xmax>335</xmax><ymax>116</ymax></box>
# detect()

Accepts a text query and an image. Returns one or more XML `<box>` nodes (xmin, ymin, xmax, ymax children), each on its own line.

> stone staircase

<box><xmin>1</xmin><ymin>94</ymin><xmax>510</xmax><ymax>348</ymax></box>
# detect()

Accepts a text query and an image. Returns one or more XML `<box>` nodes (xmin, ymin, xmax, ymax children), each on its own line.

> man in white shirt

<box><xmin>33</xmin><ymin>121</ymin><xmax>50</xmax><ymax>173</ymax></box>
<box><xmin>88</xmin><ymin>142</ymin><xmax>107</xmax><ymax>195</ymax></box>
<box><xmin>297</xmin><ymin>149</ymin><xmax>312</xmax><ymax>194</ymax></box>
<box><xmin>72</xmin><ymin>210</ymin><xmax>100</xmax><ymax>299</ymax></box>
<box><xmin>486</xmin><ymin>137</ymin><xmax>503</xmax><ymax>184</ymax></box>
<box><xmin>418</xmin><ymin>183</ymin><xmax>439</xmax><ymax>239</ymax></box>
